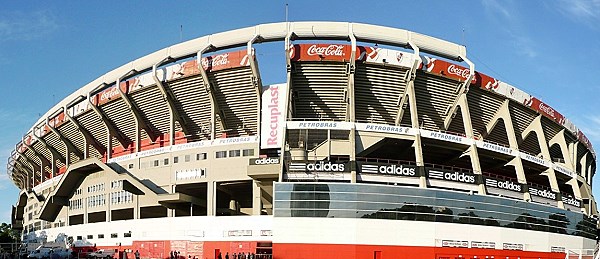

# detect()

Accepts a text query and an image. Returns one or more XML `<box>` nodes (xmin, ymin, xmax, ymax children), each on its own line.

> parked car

<box><xmin>87</xmin><ymin>250</ymin><xmax>114</xmax><ymax>259</ymax></box>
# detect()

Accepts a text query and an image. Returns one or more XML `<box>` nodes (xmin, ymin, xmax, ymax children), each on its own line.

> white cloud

<box><xmin>557</xmin><ymin>0</ymin><xmax>600</xmax><ymax>28</ymax></box>
<box><xmin>0</xmin><ymin>10</ymin><xmax>59</xmax><ymax>42</ymax></box>
<box><xmin>481</xmin><ymin>0</ymin><xmax>538</xmax><ymax>58</ymax></box>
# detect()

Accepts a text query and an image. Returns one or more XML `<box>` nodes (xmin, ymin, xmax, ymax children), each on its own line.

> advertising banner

<box><xmin>261</xmin><ymin>83</ymin><xmax>286</xmax><ymax>149</ymax></box>
<box><xmin>528</xmin><ymin>186</ymin><xmax>557</xmax><ymax>200</ymax></box>
<box><xmin>484</xmin><ymin>178</ymin><xmax>523</xmax><ymax>193</ymax></box>
<box><xmin>290</xmin><ymin>44</ymin><xmax>360</xmax><ymax>62</ymax></box>
<box><xmin>427</xmin><ymin>168</ymin><xmax>480</xmax><ymax>185</ymax></box>
<box><xmin>357</xmin><ymin>162</ymin><xmax>420</xmax><ymax>177</ymax></box>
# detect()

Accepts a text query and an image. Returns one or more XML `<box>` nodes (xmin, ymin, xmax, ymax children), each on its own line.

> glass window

<box><xmin>242</xmin><ymin>149</ymin><xmax>254</xmax><ymax>156</ymax></box>
<box><xmin>111</xmin><ymin>233</ymin><xmax>117</xmax><ymax>238</ymax></box>
<box><xmin>153</xmin><ymin>160</ymin><xmax>159</xmax><ymax>167</ymax></box>
<box><xmin>185</xmin><ymin>155</ymin><xmax>191</xmax><ymax>162</ymax></box>
<box><xmin>98</xmin><ymin>234</ymin><xmax>104</xmax><ymax>239</ymax></box>
<box><xmin>229</xmin><ymin>150</ymin><xmax>241</xmax><ymax>157</ymax></box>
<box><xmin>163</xmin><ymin>158</ymin><xmax>169</xmax><ymax>165</ymax></box>
<box><xmin>196</xmin><ymin>153</ymin><xmax>207</xmax><ymax>160</ymax></box>
<box><xmin>173</xmin><ymin>157</ymin><xmax>179</xmax><ymax>164</ymax></box>
<box><xmin>215</xmin><ymin>151</ymin><xmax>227</xmax><ymax>159</ymax></box>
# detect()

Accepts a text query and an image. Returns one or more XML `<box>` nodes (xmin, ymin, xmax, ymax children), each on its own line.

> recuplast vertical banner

<box><xmin>260</xmin><ymin>83</ymin><xmax>286</xmax><ymax>149</ymax></box>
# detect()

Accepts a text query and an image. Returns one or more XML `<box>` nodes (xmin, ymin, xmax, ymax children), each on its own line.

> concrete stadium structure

<box><xmin>6</xmin><ymin>22</ymin><xmax>599</xmax><ymax>259</ymax></box>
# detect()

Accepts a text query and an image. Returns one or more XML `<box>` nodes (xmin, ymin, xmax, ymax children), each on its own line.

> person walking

<box><xmin>225</xmin><ymin>252</ymin><xmax>229</xmax><ymax>259</ymax></box>
<box><xmin>134</xmin><ymin>250</ymin><xmax>140</xmax><ymax>259</ymax></box>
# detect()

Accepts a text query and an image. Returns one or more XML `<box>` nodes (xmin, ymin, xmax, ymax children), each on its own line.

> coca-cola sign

<box><xmin>530</xmin><ymin>98</ymin><xmax>565</xmax><ymax>126</ymax></box>
<box><xmin>290</xmin><ymin>44</ymin><xmax>355</xmax><ymax>62</ymax></box>
<box><xmin>202</xmin><ymin>53</ymin><xmax>229</xmax><ymax>70</ymax></box>
<box><xmin>447</xmin><ymin>64</ymin><xmax>471</xmax><ymax>79</ymax></box>
<box><xmin>201</xmin><ymin>49</ymin><xmax>250</xmax><ymax>72</ymax></box>
<box><xmin>99</xmin><ymin>87</ymin><xmax>120</xmax><ymax>102</ymax></box>
<box><xmin>307</xmin><ymin>44</ymin><xmax>344</xmax><ymax>57</ymax></box>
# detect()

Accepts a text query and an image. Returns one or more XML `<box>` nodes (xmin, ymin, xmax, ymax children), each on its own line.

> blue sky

<box><xmin>1</xmin><ymin>0</ymin><xmax>600</xmax><ymax>223</ymax></box>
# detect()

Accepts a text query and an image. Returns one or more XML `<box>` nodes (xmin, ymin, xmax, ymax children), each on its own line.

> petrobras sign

<box><xmin>261</xmin><ymin>83</ymin><xmax>286</xmax><ymax>149</ymax></box>
<box><xmin>357</xmin><ymin>162</ymin><xmax>419</xmax><ymax>177</ymax></box>
<box><xmin>249</xmin><ymin>157</ymin><xmax>280</xmax><ymax>165</ymax></box>
<box><xmin>427</xmin><ymin>168</ymin><xmax>479</xmax><ymax>184</ymax></box>
<box><xmin>355</xmin><ymin>123</ymin><xmax>417</xmax><ymax>136</ymax></box>
<box><xmin>286</xmin><ymin>121</ymin><xmax>354</xmax><ymax>130</ymax></box>
<box><xmin>552</xmin><ymin>164</ymin><xmax>574</xmax><ymax>178</ymax></box>
<box><xmin>471</xmin><ymin>241</ymin><xmax>495</xmax><ymax>249</ymax></box>
<box><xmin>441</xmin><ymin>240</ymin><xmax>468</xmax><ymax>248</ymax></box>
<box><xmin>519</xmin><ymin>152</ymin><xmax>549</xmax><ymax>167</ymax></box>
<box><xmin>476</xmin><ymin>141</ymin><xmax>514</xmax><ymax>156</ymax></box>
<box><xmin>288</xmin><ymin>161</ymin><xmax>350</xmax><ymax>173</ymax></box>
<box><xmin>528</xmin><ymin>186</ymin><xmax>557</xmax><ymax>200</ymax></box>
<box><xmin>484</xmin><ymin>178</ymin><xmax>523</xmax><ymax>193</ymax></box>
<box><xmin>502</xmin><ymin>243</ymin><xmax>524</xmax><ymax>251</ymax></box>
<box><xmin>562</xmin><ymin>195</ymin><xmax>581</xmax><ymax>207</ymax></box>
<box><xmin>421</xmin><ymin>129</ymin><xmax>473</xmax><ymax>145</ymax></box>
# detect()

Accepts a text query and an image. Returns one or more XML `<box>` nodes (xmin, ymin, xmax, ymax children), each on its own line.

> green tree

<box><xmin>0</xmin><ymin>222</ymin><xmax>19</xmax><ymax>243</ymax></box>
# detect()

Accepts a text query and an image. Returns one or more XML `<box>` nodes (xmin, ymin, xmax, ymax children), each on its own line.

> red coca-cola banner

<box><xmin>201</xmin><ymin>49</ymin><xmax>251</xmax><ymax>72</ymax></box>
<box><xmin>290</xmin><ymin>44</ymin><xmax>362</xmax><ymax>62</ymax></box>
<box><xmin>91</xmin><ymin>79</ymin><xmax>135</xmax><ymax>106</ymax></box>
<box><xmin>529</xmin><ymin>98</ymin><xmax>565</xmax><ymax>125</ymax></box>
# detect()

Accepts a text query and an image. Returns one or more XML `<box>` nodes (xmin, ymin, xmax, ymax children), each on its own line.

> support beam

<box><xmin>197</xmin><ymin>45</ymin><xmax>227</xmax><ymax>139</ymax></box>
<box><xmin>22</xmin><ymin>138</ymin><xmax>52</xmax><ymax>182</ymax></box>
<box><xmin>347</xmin><ymin>25</ymin><xmax>357</xmax><ymax>183</ymax></box>
<box><xmin>443</xmin><ymin>55</ymin><xmax>475</xmax><ymax>131</ymax></box>
<box><xmin>152</xmin><ymin>57</ymin><xmax>191</xmax><ymax>144</ymax></box>
<box><xmin>32</xmin><ymin>129</ymin><xmax>66</xmax><ymax>165</ymax></box>
<box><xmin>46</xmin><ymin>118</ymin><xmax>84</xmax><ymax>161</ymax></box>
<box><xmin>88</xmin><ymin>90</ymin><xmax>130</xmax><ymax>151</ymax></box>
<box><xmin>522</xmin><ymin>115</ymin><xmax>562</xmax><ymax>208</ymax></box>
<box><xmin>116</xmin><ymin>70</ymin><xmax>158</xmax><ymax>151</ymax></box>
<box><xmin>548</xmin><ymin>129</ymin><xmax>574</xmax><ymax>168</ymax></box>
<box><xmin>404</xmin><ymin>70</ymin><xmax>427</xmax><ymax>188</ymax></box>
<box><xmin>395</xmin><ymin>41</ymin><xmax>421</xmax><ymax>126</ymax></box>
<box><xmin>64</xmin><ymin>111</ymin><xmax>106</xmax><ymax>158</ymax></box>
<box><xmin>247</xmin><ymin>35</ymin><xmax>263</xmax><ymax>139</ymax></box>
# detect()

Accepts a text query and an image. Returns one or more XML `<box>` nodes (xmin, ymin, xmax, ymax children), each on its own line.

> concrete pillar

<box><xmin>207</xmin><ymin>181</ymin><xmax>216</xmax><ymax>216</ymax></box>
<box><xmin>252</xmin><ymin>180</ymin><xmax>262</xmax><ymax>215</ymax></box>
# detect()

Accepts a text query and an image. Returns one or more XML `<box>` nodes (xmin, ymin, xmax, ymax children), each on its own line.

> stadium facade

<box><xmin>6</xmin><ymin>22</ymin><xmax>598</xmax><ymax>259</ymax></box>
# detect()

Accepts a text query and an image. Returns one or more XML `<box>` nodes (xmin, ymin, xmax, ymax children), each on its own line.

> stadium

<box><xmin>6</xmin><ymin>21</ymin><xmax>599</xmax><ymax>259</ymax></box>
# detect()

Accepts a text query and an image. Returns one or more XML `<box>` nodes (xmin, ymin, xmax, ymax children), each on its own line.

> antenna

<box><xmin>285</xmin><ymin>3</ymin><xmax>289</xmax><ymax>22</ymax></box>
<box><xmin>180</xmin><ymin>25</ymin><xmax>183</xmax><ymax>42</ymax></box>
<box><xmin>462</xmin><ymin>27</ymin><xmax>465</xmax><ymax>46</ymax></box>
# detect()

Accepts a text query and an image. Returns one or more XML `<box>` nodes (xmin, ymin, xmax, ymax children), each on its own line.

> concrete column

<box><xmin>83</xmin><ymin>197</ymin><xmax>88</xmax><ymax>224</ymax></box>
<box><xmin>252</xmin><ymin>180</ymin><xmax>262</xmax><ymax>215</ymax></box>
<box><xmin>207</xmin><ymin>181</ymin><xmax>216</xmax><ymax>216</ymax></box>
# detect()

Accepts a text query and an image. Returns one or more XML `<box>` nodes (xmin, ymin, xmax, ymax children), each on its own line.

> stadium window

<box><xmin>163</xmin><ymin>158</ymin><xmax>169</xmax><ymax>165</ymax></box>
<box><xmin>124</xmin><ymin>232</ymin><xmax>132</xmax><ymax>238</ymax></box>
<box><xmin>185</xmin><ymin>155</ymin><xmax>191</xmax><ymax>162</ymax></box>
<box><xmin>196</xmin><ymin>153</ymin><xmax>207</xmax><ymax>160</ymax></box>
<box><xmin>87</xmin><ymin>235</ymin><xmax>93</xmax><ymax>240</ymax></box>
<box><xmin>98</xmin><ymin>234</ymin><xmax>104</xmax><ymax>239</ymax></box>
<box><xmin>229</xmin><ymin>150</ymin><xmax>241</xmax><ymax>157</ymax></box>
<box><xmin>173</xmin><ymin>157</ymin><xmax>179</xmax><ymax>164</ymax></box>
<box><xmin>242</xmin><ymin>149</ymin><xmax>254</xmax><ymax>156</ymax></box>
<box><xmin>111</xmin><ymin>233</ymin><xmax>118</xmax><ymax>238</ymax></box>
<box><xmin>77</xmin><ymin>236</ymin><xmax>82</xmax><ymax>240</ymax></box>
<box><xmin>128</xmin><ymin>163</ymin><xmax>134</xmax><ymax>169</ymax></box>
<box><xmin>153</xmin><ymin>160</ymin><xmax>159</xmax><ymax>167</ymax></box>
<box><xmin>215</xmin><ymin>151</ymin><xmax>227</xmax><ymax>159</ymax></box>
